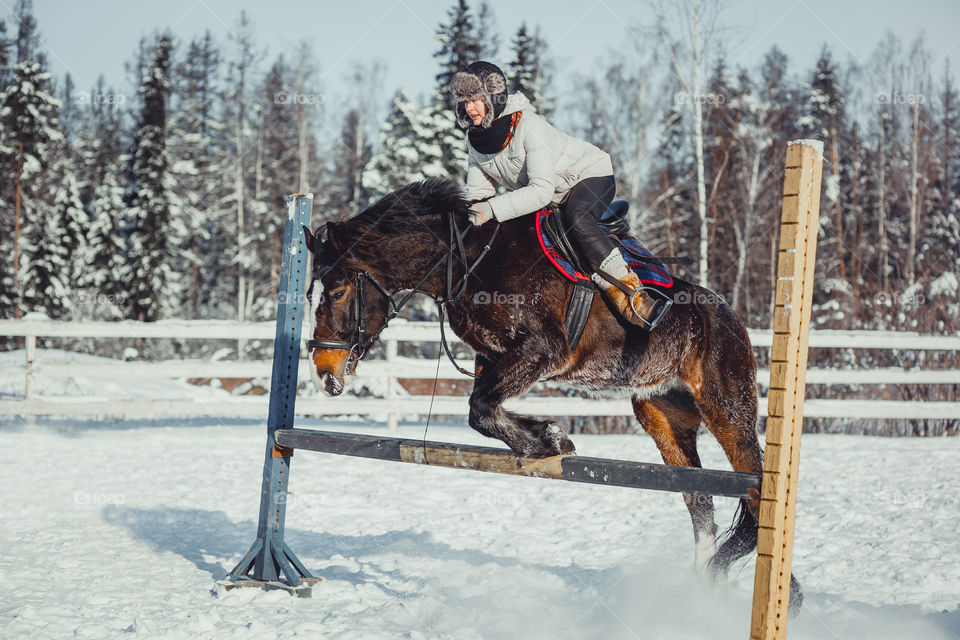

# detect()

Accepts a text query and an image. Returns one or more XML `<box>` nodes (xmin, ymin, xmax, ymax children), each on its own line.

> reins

<box><xmin>306</xmin><ymin>211</ymin><xmax>500</xmax><ymax>379</ymax></box>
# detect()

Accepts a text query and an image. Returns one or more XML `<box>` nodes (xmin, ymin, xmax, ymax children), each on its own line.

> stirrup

<box><xmin>629</xmin><ymin>286</ymin><xmax>673</xmax><ymax>331</ymax></box>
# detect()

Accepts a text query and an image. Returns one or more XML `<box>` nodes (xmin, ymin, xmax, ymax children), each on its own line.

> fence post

<box><xmin>386</xmin><ymin>337</ymin><xmax>398</xmax><ymax>430</ymax></box>
<box><xmin>24</xmin><ymin>334</ymin><xmax>35</xmax><ymax>399</ymax></box>
<box><xmin>750</xmin><ymin>140</ymin><xmax>823</xmax><ymax>639</ymax></box>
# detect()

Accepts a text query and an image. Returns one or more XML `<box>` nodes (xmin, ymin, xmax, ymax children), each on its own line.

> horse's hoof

<box><xmin>539</xmin><ymin>422</ymin><xmax>576</xmax><ymax>456</ymax></box>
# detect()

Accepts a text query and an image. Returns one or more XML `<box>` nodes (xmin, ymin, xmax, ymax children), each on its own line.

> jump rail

<box><xmin>227</xmin><ymin>142</ymin><xmax>824</xmax><ymax>640</ymax></box>
<box><xmin>273</xmin><ymin>428</ymin><xmax>760</xmax><ymax>498</ymax></box>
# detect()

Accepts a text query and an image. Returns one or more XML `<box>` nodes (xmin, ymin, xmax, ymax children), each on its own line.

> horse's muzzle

<box><xmin>310</xmin><ymin>348</ymin><xmax>352</xmax><ymax>396</ymax></box>
<box><xmin>316</xmin><ymin>371</ymin><xmax>344</xmax><ymax>397</ymax></box>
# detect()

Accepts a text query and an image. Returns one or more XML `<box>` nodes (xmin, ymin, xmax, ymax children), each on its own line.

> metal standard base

<box><xmin>226</xmin><ymin>535</ymin><xmax>318</xmax><ymax>596</ymax></box>
<box><xmin>217</xmin><ymin>576</ymin><xmax>322</xmax><ymax>598</ymax></box>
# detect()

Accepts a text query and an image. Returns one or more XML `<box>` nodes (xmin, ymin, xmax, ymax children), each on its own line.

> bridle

<box><xmin>306</xmin><ymin>211</ymin><xmax>500</xmax><ymax>377</ymax></box>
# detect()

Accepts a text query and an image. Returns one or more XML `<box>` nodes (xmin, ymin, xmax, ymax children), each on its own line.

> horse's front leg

<box><xmin>468</xmin><ymin>350</ymin><xmax>575</xmax><ymax>457</ymax></box>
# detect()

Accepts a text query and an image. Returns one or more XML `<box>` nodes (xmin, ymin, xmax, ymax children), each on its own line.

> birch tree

<box><xmin>655</xmin><ymin>0</ymin><xmax>723</xmax><ymax>287</ymax></box>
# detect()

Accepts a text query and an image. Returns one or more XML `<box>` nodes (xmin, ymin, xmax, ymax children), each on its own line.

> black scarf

<box><xmin>468</xmin><ymin>112</ymin><xmax>521</xmax><ymax>154</ymax></box>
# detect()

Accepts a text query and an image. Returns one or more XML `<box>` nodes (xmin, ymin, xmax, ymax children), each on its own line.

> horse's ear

<box><xmin>322</xmin><ymin>223</ymin><xmax>344</xmax><ymax>252</ymax></box>
<box><xmin>302</xmin><ymin>225</ymin><xmax>316</xmax><ymax>253</ymax></box>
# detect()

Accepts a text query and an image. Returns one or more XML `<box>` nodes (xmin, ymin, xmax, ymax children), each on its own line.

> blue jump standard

<box><xmin>224</xmin><ymin>194</ymin><xmax>761</xmax><ymax>598</ymax></box>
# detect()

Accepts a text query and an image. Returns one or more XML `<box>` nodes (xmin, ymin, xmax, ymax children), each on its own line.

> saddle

<box><xmin>534</xmin><ymin>201</ymin><xmax>673</xmax><ymax>349</ymax></box>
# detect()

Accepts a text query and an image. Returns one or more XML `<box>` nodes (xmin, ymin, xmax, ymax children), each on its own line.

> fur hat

<box><xmin>450</xmin><ymin>61</ymin><xmax>508</xmax><ymax>129</ymax></box>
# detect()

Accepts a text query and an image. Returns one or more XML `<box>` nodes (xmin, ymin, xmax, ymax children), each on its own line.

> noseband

<box><xmin>306</xmin><ymin>211</ymin><xmax>500</xmax><ymax>377</ymax></box>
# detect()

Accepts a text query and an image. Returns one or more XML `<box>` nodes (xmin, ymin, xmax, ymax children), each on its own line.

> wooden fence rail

<box><xmin>1</xmin><ymin>319</ymin><xmax>958</xmax><ymax>422</ymax></box>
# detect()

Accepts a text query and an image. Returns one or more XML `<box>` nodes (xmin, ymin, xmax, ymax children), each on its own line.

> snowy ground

<box><xmin>1</xmin><ymin>418</ymin><xmax>958</xmax><ymax>640</ymax></box>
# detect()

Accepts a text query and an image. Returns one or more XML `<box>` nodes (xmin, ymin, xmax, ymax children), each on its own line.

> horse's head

<box><xmin>303</xmin><ymin>223</ymin><xmax>392</xmax><ymax>396</ymax></box>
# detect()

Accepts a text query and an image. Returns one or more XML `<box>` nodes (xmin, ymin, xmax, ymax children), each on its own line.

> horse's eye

<box><xmin>330</xmin><ymin>288</ymin><xmax>346</xmax><ymax>302</ymax></box>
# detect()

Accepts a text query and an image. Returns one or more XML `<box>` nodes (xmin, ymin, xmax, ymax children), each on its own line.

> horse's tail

<box><xmin>710</xmin><ymin>498</ymin><xmax>805</xmax><ymax>613</ymax></box>
<box><xmin>708</xmin><ymin>498</ymin><xmax>757</xmax><ymax>578</ymax></box>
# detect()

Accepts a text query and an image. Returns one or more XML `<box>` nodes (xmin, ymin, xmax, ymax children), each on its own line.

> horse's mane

<box><xmin>314</xmin><ymin>178</ymin><xmax>472</xmax><ymax>274</ymax></box>
<box><xmin>340</xmin><ymin>178</ymin><xmax>469</xmax><ymax>239</ymax></box>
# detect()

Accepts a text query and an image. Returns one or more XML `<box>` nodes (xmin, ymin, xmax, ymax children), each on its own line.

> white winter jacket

<box><xmin>463</xmin><ymin>92</ymin><xmax>614</xmax><ymax>222</ymax></box>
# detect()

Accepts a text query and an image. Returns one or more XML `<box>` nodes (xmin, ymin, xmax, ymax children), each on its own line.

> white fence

<box><xmin>1</xmin><ymin>318</ymin><xmax>959</xmax><ymax>423</ymax></box>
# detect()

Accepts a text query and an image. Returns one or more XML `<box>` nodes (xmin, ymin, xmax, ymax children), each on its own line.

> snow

<box><xmin>787</xmin><ymin>138</ymin><xmax>825</xmax><ymax>159</ymax></box>
<box><xmin>931</xmin><ymin>272</ymin><xmax>959</xmax><ymax>298</ymax></box>
<box><xmin>1</xmin><ymin>420</ymin><xmax>958</xmax><ymax>640</ymax></box>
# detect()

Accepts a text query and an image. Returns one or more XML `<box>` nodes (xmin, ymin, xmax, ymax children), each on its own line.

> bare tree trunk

<box><xmin>297</xmin><ymin>110</ymin><xmax>309</xmax><ymax>194</ymax></box>
<box><xmin>906</xmin><ymin>100</ymin><xmax>920</xmax><ymax>284</ymax></box>
<box><xmin>191</xmin><ymin>235</ymin><xmax>199</xmax><ymax>318</ymax></box>
<box><xmin>830</xmin><ymin>131</ymin><xmax>844</xmax><ymax>281</ymax></box>
<box><xmin>878</xmin><ymin>123</ymin><xmax>889</xmax><ymax>293</ymax></box>
<box><xmin>692</xmin><ymin>4</ymin><xmax>708</xmax><ymax>287</ymax></box>
<box><xmin>235</xmin><ymin>110</ymin><xmax>246</xmax><ymax>326</ymax></box>
<box><xmin>732</xmin><ymin>151</ymin><xmax>761</xmax><ymax>311</ymax></box>
<box><xmin>13</xmin><ymin>141</ymin><xmax>23</xmax><ymax>320</ymax></box>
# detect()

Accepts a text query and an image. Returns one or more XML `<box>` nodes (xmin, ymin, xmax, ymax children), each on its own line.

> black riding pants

<box><xmin>556</xmin><ymin>174</ymin><xmax>617</xmax><ymax>270</ymax></box>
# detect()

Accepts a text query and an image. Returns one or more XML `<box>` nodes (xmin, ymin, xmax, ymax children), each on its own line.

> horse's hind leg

<box><xmin>632</xmin><ymin>390</ymin><xmax>718</xmax><ymax>572</ymax></box>
<box><xmin>468</xmin><ymin>349</ymin><xmax>574</xmax><ymax>457</ymax></box>
<box><xmin>692</xmin><ymin>378</ymin><xmax>764</xmax><ymax>575</ymax></box>
<box><xmin>694</xmin><ymin>380</ymin><xmax>804</xmax><ymax>610</ymax></box>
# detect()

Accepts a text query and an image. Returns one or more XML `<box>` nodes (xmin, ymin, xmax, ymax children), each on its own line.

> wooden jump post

<box><xmin>750</xmin><ymin>140</ymin><xmax>824</xmax><ymax>639</ymax></box>
<box><xmin>227</xmin><ymin>141</ymin><xmax>823</xmax><ymax>640</ymax></box>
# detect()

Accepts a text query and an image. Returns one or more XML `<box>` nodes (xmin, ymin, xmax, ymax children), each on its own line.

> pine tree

<box><xmin>798</xmin><ymin>46</ymin><xmax>848</xmax><ymax>284</ymax></box>
<box><xmin>327</xmin><ymin>109</ymin><xmax>372</xmax><ymax>219</ymax></box>
<box><xmin>0</xmin><ymin>18</ymin><xmax>14</xmax><ymax>317</ymax></box>
<box><xmin>50</xmin><ymin>166</ymin><xmax>87</xmax><ymax>309</ymax></box>
<box><xmin>363</xmin><ymin>89</ymin><xmax>428</xmax><ymax>198</ymax></box>
<box><xmin>476</xmin><ymin>1</ymin><xmax>499</xmax><ymax>59</ymax></box>
<box><xmin>427</xmin><ymin>0</ymin><xmax>482</xmax><ymax>180</ymax></box>
<box><xmin>13</xmin><ymin>0</ymin><xmax>40</xmax><ymax>65</ymax></box>
<box><xmin>246</xmin><ymin>54</ymin><xmax>299</xmax><ymax>318</ymax></box>
<box><xmin>0</xmin><ymin>58</ymin><xmax>63</xmax><ymax>316</ymax></box>
<box><xmin>82</xmin><ymin>160</ymin><xmax>128</xmax><ymax>318</ymax></box>
<box><xmin>74</xmin><ymin>75</ymin><xmax>125</xmax><ymax>214</ymax></box>
<box><xmin>169</xmin><ymin>30</ymin><xmax>223</xmax><ymax>318</ymax></box>
<box><xmin>919</xmin><ymin>63</ymin><xmax>960</xmax><ymax>277</ymax></box>
<box><xmin>508</xmin><ymin>23</ymin><xmax>550</xmax><ymax>115</ymax></box>
<box><xmin>126</xmin><ymin>32</ymin><xmax>178</xmax><ymax>321</ymax></box>
<box><xmin>18</xmin><ymin>190</ymin><xmax>70</xmax><ymax>317</ymax></box>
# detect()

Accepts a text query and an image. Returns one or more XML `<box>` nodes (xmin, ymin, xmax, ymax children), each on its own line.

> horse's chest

<box><xmin>448</xmin><ymin>306</ymin><xmax>528</xmax><ymax>356</ymax></box>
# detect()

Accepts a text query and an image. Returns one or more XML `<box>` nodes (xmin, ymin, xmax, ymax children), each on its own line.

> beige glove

<box><xmin>468</xmin><ymin>201</ymin><xmax>494</xmax><ymax>226</ymax></box>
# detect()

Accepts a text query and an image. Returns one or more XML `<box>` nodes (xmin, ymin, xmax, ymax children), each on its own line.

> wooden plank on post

<box><xmin>750</xmin><ymin>140</ymin><xmax>823</xmax><ymax>640</ymax></box>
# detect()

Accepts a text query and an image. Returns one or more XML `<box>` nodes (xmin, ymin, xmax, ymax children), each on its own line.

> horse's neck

<box><xmin>369</xmin><ymin>224</ymin><xmax>493</xmax><ymax>299</ymax></box>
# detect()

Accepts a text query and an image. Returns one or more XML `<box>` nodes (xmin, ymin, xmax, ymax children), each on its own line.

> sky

<box><xmin>29</xmin><ymin>0</ymin><xmax>960</xmax><ymax>126</ymax></box>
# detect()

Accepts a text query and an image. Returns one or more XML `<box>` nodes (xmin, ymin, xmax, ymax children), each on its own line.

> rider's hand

<box><xmin>469</xmin><ymin>201</ymin><xmax>493</xmax><ymax>226</ymax></box>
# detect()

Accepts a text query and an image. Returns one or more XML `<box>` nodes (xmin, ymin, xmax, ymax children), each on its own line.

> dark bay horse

<box><xmin>303</xmin><ymin>178</ymin><xmax>775</xmax><ymax>591</ymax></box>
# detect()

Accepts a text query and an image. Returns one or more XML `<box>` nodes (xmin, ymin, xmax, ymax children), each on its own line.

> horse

<box><xmin>302</xmin><ymin>178</ymin><xmax>793</xmax><ymax>601</ymax></box>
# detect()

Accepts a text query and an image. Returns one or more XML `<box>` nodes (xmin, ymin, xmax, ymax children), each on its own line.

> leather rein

<box><xmin>305</xmin><ymin>212</ymin><xmax>500</xmax><ymax>378</ymax></box>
